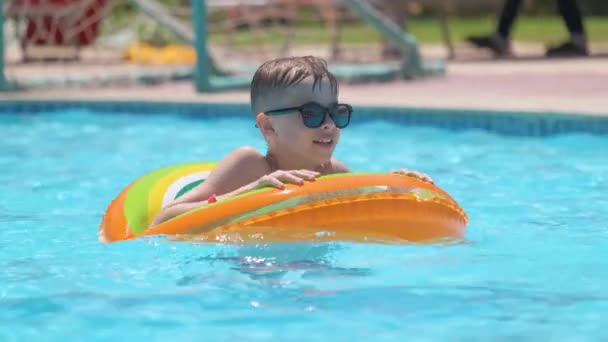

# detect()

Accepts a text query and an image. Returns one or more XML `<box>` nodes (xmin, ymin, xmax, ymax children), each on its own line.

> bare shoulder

<box><xmin>224</xmin><ymin>146</ymin><xmax>267</xmax><ymax>166</ymax></box>
<box><xmin>211</xmin><ymin>146</ymin><xmax>271</xmax><ymax>182</ymax></box>
<box><xmin>172</xmin><ymin>146</ymin><xmax>269</xmax><ymax>204</ymax></box>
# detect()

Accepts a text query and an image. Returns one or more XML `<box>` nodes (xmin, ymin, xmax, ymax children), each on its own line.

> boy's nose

<box><xmin>321</xmin><ymin>112</ymin><xmax>337</xmax><ymax>129</ymax></box>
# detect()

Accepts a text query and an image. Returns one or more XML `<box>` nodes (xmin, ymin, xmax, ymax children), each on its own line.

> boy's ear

<box><xmin>255</xmin><ymin>113</ymin><xmax>275</xmax><ymax>135</ymax></box>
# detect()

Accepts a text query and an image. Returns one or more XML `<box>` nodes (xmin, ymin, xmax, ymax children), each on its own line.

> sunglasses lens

<box><xmin>300</xmin><ymin>105</ymin><xmax>325</xmax><ymax>128</ymax></box>
<box><xmin>332</xmin><ymin>105</ymin><xmax>351</xmax><ymax>128</ymax></box>
<box><xmin>298</xmin><ymin>103</ymin><xmax>352</xmax><ymax>129</ymax></box>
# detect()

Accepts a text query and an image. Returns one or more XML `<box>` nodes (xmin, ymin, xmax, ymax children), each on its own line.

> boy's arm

<box><xmin>148</xmin><ymin>178</ymin><xmax>263</xmax><ymax>227</ymax></box>
<box><xmin>149</xmin><ymin>147</ymin><xmax>269</xmax><ymax>227</ymax></box>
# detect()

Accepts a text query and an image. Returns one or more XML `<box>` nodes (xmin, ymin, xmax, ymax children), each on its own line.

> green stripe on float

<box><xmin>175</xmin><ymin>180</ymin><xmax>204</xmax><ymax>199</ymax></box>
<box><xmin>124</xmin><ymin>163</ymin><xmax>202</xmax><ymax>234</ymax></box>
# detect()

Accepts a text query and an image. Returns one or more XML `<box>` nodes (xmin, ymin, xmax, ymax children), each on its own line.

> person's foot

<box><xmin>467</xmin><ymin>34</ymin><xmax>511</xmax><ymax>57</ymax></box>
<box><xmin>545</xmin><ymin>41</ymin><xmax>589</xmax><ymax>58</ymax></box>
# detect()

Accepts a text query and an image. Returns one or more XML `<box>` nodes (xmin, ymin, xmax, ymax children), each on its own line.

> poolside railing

<box><xmin>0</xmin><ymin>0</ymin><xmax>444</xmax><ymax>93</ymax></box>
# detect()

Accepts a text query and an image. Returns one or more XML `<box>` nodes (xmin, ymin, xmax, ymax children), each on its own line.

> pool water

<box><xmin>1</xmin><ymin>108</ymin><xmax>607</xmax><ymax>340</ymax></box>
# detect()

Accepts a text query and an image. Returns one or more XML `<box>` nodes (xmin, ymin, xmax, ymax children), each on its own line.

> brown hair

<box><xmin>250</xmin><ymin>56</ymin><xmax>338</xmax><ymax>114</ymax></box>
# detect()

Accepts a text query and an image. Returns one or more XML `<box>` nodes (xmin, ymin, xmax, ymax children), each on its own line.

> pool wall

<box><xmin>1</xmin><ymin>100</ymin><xmax>607</xmax><ymax>136</ymax></box>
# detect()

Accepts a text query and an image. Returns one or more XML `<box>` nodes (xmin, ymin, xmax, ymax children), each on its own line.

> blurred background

<box><xmin>1</xmin><ymin>0</ymin><xmax>607</xmax><ymax>91</ymax></box>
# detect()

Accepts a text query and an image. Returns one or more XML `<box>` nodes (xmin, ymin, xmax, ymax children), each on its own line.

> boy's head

<box><xmin>250</xmin><ymin>56</ymin><xmax>348</xmax><ymax>168</ymax></box>
<box><xmin>250</xmin><ymin>56</ymin><xmax>338</xmax><ymax>115</ymax></box>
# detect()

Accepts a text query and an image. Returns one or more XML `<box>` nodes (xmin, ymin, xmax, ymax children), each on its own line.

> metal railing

<box><xmin>0</xmin><ymin>0</ymin><xmax>445</xmax><ymax>93</ymax></box>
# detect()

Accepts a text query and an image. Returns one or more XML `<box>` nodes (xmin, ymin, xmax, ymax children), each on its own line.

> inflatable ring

<box><xmin>99</xmin><ymin>162</ymin><xmax>468</xmax><ymax>243</ymax></box>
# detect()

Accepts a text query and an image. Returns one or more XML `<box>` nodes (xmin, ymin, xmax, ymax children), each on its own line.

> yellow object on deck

<box><xmin>125</xmin><ymin>42</ymin><xmax>197</xmax><ymax>65</ymax></box>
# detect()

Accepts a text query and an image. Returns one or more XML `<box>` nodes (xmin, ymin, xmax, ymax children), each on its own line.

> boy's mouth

<box><xmin>313</xmin><ymin>138</ymin><xmax>334</xmax><ymax>147</ymax></box>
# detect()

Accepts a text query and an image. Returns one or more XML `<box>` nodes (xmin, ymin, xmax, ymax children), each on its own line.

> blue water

<box><xmin>1</xmin><ymin>108</ymin><xmax>608</xmax><ymax>341</ymax></box>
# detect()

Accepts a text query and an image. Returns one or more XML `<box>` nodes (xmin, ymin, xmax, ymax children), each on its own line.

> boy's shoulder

<box><xmin>223</xmin><ymin>146</ymin><xmax>271</xmax><ymax>173</ymax></box>
<box><xmin>231</xmin><ymin>146</ymin><xmax>264</xmax><ymax>158</ymax></box>
<box><xmin>226</xmin><ymin>145</ymin><xmax>265</xmax><ymax>160</ymax></box>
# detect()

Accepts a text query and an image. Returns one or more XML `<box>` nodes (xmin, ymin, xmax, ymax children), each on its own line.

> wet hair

<box><xmin>250</xmin><ymin>56</ymin><xmax>339</xmax><ymax>114</ymax></box>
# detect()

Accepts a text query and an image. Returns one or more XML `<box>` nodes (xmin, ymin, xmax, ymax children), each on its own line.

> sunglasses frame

<box><xmin>265</xmin><ymin>102</ymin><xmax>353</xmax><ymax>129</ymax></box>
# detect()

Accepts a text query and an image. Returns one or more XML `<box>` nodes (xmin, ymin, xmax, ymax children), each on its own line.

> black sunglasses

<box><xmin>265</xmin><ymin>102</ymin><xmax>353</xmax><ymax>129</ymax></box>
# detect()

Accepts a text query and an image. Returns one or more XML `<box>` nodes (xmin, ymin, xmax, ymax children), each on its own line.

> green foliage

<box><xmin>99</xmin><ymin>2</ymin><xmax>608</xmax><ymax>47</ymax></box>
<box><xmin>208</xmin><ymin>16</ymin><xmax>608</xmax><ymax>46</ymax></box>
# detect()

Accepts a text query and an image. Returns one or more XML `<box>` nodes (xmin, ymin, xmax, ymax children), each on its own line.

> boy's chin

<box><xmin>310</xmin><ymin>154</ymin><xmax>333</xmax><ymax>166</ymax></box>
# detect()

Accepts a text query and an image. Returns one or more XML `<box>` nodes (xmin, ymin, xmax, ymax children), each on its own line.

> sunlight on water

<box><xmin>1</xmin><ymin>109</ymin><xmax>607</xmax><ymax>340</ymax></box>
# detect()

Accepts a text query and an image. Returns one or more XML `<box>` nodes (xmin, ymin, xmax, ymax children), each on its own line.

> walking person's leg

<box><xmin>496</xmin><ymin>0</ymin><xmax>522</xmax><ymax>39</ymax></box>
<box><xmin>467</xmin><ymin>0</ymin><xmax>523</xmax><ymax>56</ymax></box>
<box><xmin>546</xmin><ymin>0</ymin><xmax>589</xmax><ymax>57</ymax></box>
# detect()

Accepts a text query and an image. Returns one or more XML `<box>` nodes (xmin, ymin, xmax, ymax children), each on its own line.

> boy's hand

<box><xmin>390</xmin><ymin>169</ymin><xmax>434</xmax><ymax>184</ymax></box>
<box><xmin>255</xmin><ymin>170</ymin><xmax>320</xmax><ymax>190</ymax></box>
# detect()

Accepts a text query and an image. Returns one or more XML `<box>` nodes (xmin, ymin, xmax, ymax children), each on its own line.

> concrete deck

<box><xmin>1</xmin><ymin>54</ymin><xmax>607</xmax><ymax>116</ymax></box>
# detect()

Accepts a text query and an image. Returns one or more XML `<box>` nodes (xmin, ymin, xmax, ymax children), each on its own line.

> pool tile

<box><xmin>1</xmin><ymin>100</ymin><xmax>607</xmax><ymax>136</ymax></box>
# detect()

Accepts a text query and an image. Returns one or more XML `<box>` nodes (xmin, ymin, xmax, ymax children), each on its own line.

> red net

<box><xmin>8</xmin><ymin>0</ymin><xmax>108</xmax><ymax>47</ymax></box>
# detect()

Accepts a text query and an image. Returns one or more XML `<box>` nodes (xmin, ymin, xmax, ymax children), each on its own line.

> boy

<box><xmin>150</xmin><ymin>56</ymin><xmax>431</xmax><ymax>227</ymax></box>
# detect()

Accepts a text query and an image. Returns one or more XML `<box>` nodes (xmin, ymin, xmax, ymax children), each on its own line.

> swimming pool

<box><xmin>1</xmin><ymin>102</ymin><xmax>607</xmax><ymax>340</ymax></box>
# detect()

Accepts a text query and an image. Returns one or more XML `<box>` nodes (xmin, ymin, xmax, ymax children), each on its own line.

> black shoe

<box><xmin>467</xmin><ymin>34</ymin><xmax>510</xmax><ymax>56</ymax></box>
<box><xmin>545</xmin><ymin>41</ymin><xmax>589</xmax><ymax>57</ymax></box>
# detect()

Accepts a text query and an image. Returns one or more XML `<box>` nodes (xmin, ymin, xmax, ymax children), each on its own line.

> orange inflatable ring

<box><xmin>99</xmin><ymin>162</ymin><xmax>468</xmax><ymax>243</ymax></box>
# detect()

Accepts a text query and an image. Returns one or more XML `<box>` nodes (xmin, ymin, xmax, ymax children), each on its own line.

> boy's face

<box><xmin>258</xmin><ymin>77</ymin><xmax>341</xmax><ymax>167</ymax></box>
